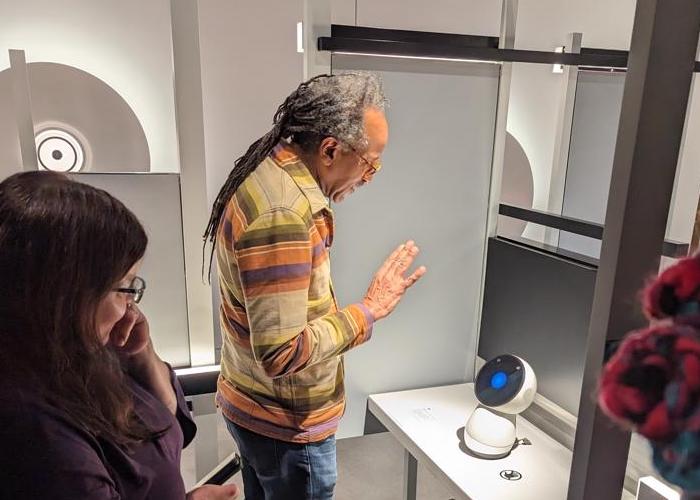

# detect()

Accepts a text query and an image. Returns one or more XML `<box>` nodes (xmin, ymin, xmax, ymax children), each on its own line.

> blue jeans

<box><xmin>224</xmin><ymin>418</ymin><xmax>337</xmax><ymax>500</ymax></box>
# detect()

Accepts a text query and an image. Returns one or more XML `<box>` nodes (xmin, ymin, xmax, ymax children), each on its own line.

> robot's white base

<box><xmin>464</xmin><ymin>406</ymin><xmax>516</xmax><ymax>459</ymax></box>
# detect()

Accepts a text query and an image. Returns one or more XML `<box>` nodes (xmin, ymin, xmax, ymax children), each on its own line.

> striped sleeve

<box><xmin>235</xmin><ymin>207</ymin><xmax>374</xmax><ymax>378</ymax></box>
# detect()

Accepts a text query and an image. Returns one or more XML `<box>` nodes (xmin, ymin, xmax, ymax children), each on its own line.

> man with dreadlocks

<box><xmin>204</xmin><ymin>73</ymin><xmax>426</xmax><ymax>499</ymax></box>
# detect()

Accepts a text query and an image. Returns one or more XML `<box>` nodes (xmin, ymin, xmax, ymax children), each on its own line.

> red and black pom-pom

<box><xmin>600</xmin><ymin>254</ymin><xmax>700</xmax><ymax>491</ymax></box>
<box><xmin>599</xmin><ymin>324</ymin><xmax>700</xmax><ymax>442</ymax></box>
<box><xmin>643</xmin><ymin>257</ymin><xmax>700</xmax><ymax>320</ymax></box>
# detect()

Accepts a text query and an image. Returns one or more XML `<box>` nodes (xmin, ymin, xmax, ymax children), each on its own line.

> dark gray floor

<box><xmin>336</xmin><ymin>432</ymin><xmax>456</xmax><ymax>500</ymax></box>
<box><xmin>182</xmin><ymin>411</ymin><xmax>456</xmax><ymax>499</ymax></box>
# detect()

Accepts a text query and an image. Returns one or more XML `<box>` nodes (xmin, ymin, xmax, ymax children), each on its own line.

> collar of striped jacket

<box><xmin>271</xmin><ymin>142</ymin><xmax>332</xmax><ymax>216</ymax></box>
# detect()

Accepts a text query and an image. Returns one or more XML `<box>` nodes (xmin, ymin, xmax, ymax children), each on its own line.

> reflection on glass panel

<box><xmin>558</xmin><ymin>231</ymin><xmax>601</xmax><ymax>261</ymax></box>
<box><xmin>559</xmin><ymin>70</ymin><xmax>625</xmax><ymax>259</ymax></box>
<box><xmin>501</xmin><ymin>68</ymin><xmax>694</xmax><ymax>263</ymax></box>
<box><xmin>499</xmin><ymin>61</ymin><xmax>569</xmax><ymax>248</ymax></box>
<box><xmin>498</xmin><ymin>132</ymin><xmax>535</xmax><ymax>240</ymax></box>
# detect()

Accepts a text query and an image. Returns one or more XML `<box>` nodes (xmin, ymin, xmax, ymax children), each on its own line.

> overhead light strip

<box><xmin>333</xmin><ymin>51</ymin><xmax>502</xmax><ymax>65</ymax></box>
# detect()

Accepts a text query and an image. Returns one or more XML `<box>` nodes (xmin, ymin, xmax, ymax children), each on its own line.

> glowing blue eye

<box><xmin>490</xmin><ymin>371</ymin><xmax>507</xmax><ymax>390</ymax></box>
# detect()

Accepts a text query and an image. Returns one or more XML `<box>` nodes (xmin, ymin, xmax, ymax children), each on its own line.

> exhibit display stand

<box><xmin>368</xmin><ymin>383</ymin><xmax>571</xmax><ymax>500</ymax></box>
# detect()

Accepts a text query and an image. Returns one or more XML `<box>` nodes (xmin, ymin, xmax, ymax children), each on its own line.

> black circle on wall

<box><xmin>37</xmin><ymin>136</ymin><xmax>78</xmax><ymax>171</ymax></box>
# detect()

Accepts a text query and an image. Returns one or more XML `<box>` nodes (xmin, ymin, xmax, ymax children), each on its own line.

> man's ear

<box><xmin>319</xmin><ymin>137</ymin><xmax>340</xmax><ymax>166</ymax></box>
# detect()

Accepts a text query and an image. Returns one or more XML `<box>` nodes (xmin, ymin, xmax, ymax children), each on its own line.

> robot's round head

<box><xmin>474</xmin><ymin>354</ymin><xmax>537</xmax><ymax>414</ymax></box>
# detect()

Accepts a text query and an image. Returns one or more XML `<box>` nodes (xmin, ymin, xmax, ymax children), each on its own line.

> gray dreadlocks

<box><xmin>203</xmin><ymin>72</ymin><xmax>387</xmax><ymax>276</ymax></box>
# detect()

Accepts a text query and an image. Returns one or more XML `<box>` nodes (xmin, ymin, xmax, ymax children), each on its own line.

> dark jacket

<box><xmin>0</xmin><ymin>368</ymin><xmax>196</xmax><ymax>499</ymax></box>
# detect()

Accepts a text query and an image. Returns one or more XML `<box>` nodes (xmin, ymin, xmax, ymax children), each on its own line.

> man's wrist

<box><xmin>361</xmin><ymin>298</ymin><xmax>381</xmax><ymax>322</ymax></box>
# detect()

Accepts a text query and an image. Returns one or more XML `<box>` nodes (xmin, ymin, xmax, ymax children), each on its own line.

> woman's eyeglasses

<box><xmin>114</xmin><ymin>276</ymin><xmax>146</xmax><ymax>304</ymax></box>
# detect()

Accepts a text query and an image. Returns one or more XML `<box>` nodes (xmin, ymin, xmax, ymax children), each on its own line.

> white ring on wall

<box><xmin>35</xmin><ymin>128</ymin><xmax>85</xmax><ymax>172</ymax></box>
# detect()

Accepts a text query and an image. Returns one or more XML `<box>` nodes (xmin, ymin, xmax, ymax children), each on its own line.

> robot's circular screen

<box><xmin>475</xmin><ymin>354</ymin><xmax>525</xmax><ymax>407</ymax></box>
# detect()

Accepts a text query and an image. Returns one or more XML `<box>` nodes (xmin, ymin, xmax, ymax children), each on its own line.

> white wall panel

<box><xmin>332</xmin><ymin>54</ymin><xmax>500</xmax><ymax>437</ymax></box>
<box><xmin>72</xmin><ymin>173</ymin><xmax>191</xmax><ymax>367</ymax></box>
<box><xmin>197</xmin><ymin>0</ymin><xmax>304</xmax><ymax>206</ymax></box>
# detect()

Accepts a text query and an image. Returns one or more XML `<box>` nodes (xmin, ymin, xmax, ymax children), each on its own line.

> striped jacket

<box><xmin>215</xmin><ymin>142</ymin><xmax>375</xmax><ymax>443</ymax></box>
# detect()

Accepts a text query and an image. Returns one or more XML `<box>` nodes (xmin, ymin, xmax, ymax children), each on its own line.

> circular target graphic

<box><xmin>500</xmin><ymin>470</ymin><xmax>522</xmax><ymax>481</ymax></box>
<box><xmin>35</xmin><ymin>128</ymin><xmax>85</xmax><ymax>172</ymax></box>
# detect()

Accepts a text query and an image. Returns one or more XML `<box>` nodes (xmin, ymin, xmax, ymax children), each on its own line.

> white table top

<box><xmin>368</xmin><ymin>383</ymin><xmax>573</xmax><ymax>500</ymax></box>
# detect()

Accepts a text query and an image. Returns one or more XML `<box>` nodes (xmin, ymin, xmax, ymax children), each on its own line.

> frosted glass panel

<box><xmin>561</xmin><ymin>70</ymin><xmax>699</xmax><ymax>258</ymax></box>
<box><xmin>559</xmin><ymin>71</ymin><xmax>625</xmax><ymax>258</ymax></box>
<box><xmin>331</xmin><ymin>54</ymin><xmax>500</xmax><ymax>437</ymax></box>
<box><xmin>71</xmin><ymin>173</ymin><xmax>190</xmax><ymax>367</ymax></box>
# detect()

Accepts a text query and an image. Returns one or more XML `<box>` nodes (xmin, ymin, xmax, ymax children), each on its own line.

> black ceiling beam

<box><xmin>322</xmin><ymin>24</ymin><xmax>700</xmax><ymax>71</ymax></box>
<box><xmin>319</xmin><ymin>35</ymin><xmax>629</xmax><ymax>67</ymax></box>
<box><xmin>331</xmin><ymin>24</ymin><xmax>499</xmax><ymax>48</ymax></box>
<box><xmin>579</xmin><ymin>47</ymin><xmax>629</xmax><ymax>58</ymax></box>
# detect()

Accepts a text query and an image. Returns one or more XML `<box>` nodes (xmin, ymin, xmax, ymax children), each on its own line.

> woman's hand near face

<box><xmin>108</xmin><ymin>304</ymin><xmax>178</xmax><ymax>414</ymax></box>
<box><xmin>109</xmin><ymin>304</ymin><xmax>151</xmax><ymax>359</ymax></box>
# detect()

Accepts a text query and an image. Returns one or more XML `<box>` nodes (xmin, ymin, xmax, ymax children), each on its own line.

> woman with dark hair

<box><xmin>599</xmin><ymin>255</ymin><xmax>700</xmax><ymax>498</ymax></box>
<box><xmin>0</xmin><ymin>171</ymin><xmax>238</xmax><ymax>500</ymax></box>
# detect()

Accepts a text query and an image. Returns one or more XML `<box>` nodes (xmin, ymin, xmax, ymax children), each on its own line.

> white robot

<box><xmin>464</xmin><ymin>354</ymin><xmax>537</xmax><ymax>459</ymax></box>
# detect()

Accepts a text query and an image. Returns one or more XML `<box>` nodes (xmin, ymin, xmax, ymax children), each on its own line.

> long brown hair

<box><xmin>0</xmin><ymin>171</ymin><xmax>159</xmax><ymax>446</ymax></box>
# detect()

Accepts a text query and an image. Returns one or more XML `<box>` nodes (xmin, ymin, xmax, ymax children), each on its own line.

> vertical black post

<box><xmin>568</xmin><ymin>1</ymin><xmax>700</xmax><ymax>499</ymax></box>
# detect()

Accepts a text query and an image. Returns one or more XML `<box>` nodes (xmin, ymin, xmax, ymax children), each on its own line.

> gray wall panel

<box><xmin>478</xmin><ymin>237</ymin><xmax>596</xmax><ymax>415</ymax></box>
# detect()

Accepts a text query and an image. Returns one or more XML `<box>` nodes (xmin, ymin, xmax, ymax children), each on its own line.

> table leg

<box><xmin>404</xmin><ymin>449</ymin><xmax>418</xmax><ymax>500</ymax></box>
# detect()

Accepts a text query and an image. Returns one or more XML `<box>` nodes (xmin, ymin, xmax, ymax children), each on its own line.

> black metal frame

<box><xmin>114</xmin><ymin>276</ymin><xmax>146</xmax><ymax>304</ymax></box>
<box><xmin>178</xmin><ymin>369</ymin><xmax>220</xmax><ymax>397</ymax></box>
<box><xmin>331</xmin><ymin>24</ymin><xmax>499</xmax><ymax>48</ymax></box>
<box><xmin>500</xmin><ymin>204</ymin><xmax>602</xmax><ymax>239</ymax></box>
<box><xmin>320</xmin><ymin>24</ymin><xmax>700</xmax><ymax>72</ymax></box>
<box><xmin>567</xmin><ymin>1</ymin><xmax>700</xmax><ymax>498</ymax></box>
<box><xmin>203</xmin><ymin>454</ymin><xmax>242</xmax><ymax>486</ymax></box>
<box><xmin>499</xmin><ymin>203</ymin><xmax>689</xmax><ymax>258</ymax></box>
